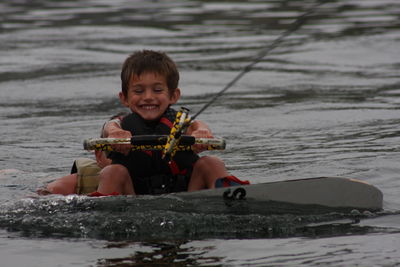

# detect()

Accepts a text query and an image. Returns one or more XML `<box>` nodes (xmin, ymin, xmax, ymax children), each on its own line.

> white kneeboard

<box><xmin>174</xmin><ymin>177</ymin><xmax>383</xmax><ymax>212</ymax></box>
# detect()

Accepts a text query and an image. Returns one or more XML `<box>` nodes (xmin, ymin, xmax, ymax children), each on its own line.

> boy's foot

<box><xmin>88</xmin><ymin>191</ymin><xmax>120</xmax><ymax>197</ymax></box>
<box><xmin>215</xmin><ymin>175</ymin><xmax>250</xmax><ymax>188</ymax></box>
<box><xmin>36</xmin><ymin>188</ymin><xmax>52</xmax><ymax>195</ymax></box>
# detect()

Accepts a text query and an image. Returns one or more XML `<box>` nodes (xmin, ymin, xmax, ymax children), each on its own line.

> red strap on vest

<box><xmin>160</xmin><ymin>117</ymin><xmax>173</xmax><ymax>128</ymax></box>
<box><xmin>143</xmin><ymin>150</ymin><xmax>152</xmax><ymax>157</ymax></box>
<box><xmin>169</xmin><ymin>160</ymin><xmax>187</xmax><ymax>176</ymax></box>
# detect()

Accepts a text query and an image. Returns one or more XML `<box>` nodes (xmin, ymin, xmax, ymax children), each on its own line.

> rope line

<box><xmin>192</xmin><ymin>0</ymin><xmax>328</xmax><ymax>120</ymax></box>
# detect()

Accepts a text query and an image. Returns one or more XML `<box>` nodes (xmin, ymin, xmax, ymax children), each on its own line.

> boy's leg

<box><xmin>97</xmin><ymin>164</ymin><xmax>135</xmax><ymax>195</ymax></box>
<box><xmin>39</xmin><ymin>173</ymin><xmax>78</xmax><ymax>195</ymax></box>
<box><xmin>188</xmin><ymin>156</ymin><xmax>230</xmax><ymax>191</ymax></box>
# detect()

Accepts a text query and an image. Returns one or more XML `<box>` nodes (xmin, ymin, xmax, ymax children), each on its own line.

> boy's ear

<box><xmin>119</xmin><ymin>91</ymin><xmax>129</xmax><ymax>107</ymax></box>
<box><xmin>170</xmin><ymin>88</ymin><xmax>181</xmax><ymax>104</ymax></box>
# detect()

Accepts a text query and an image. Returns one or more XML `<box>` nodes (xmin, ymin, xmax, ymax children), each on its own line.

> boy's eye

<box><xmin>154</xmin><ymin>87</ymin><xmax>165</xmax><ymax>93</ymax></box>
<box><xmin>133</xmin><ymin>88</ymin><xmax>143</xmax><ymax>94</ymax></box>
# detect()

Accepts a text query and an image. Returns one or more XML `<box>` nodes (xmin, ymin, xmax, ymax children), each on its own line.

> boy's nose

<box><xmin>143</xmin><ymin>88</ymin><xmax>154</xmax><ymax>99</ymax></box>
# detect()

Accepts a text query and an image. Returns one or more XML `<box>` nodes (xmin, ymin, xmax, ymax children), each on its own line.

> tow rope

<box><xmin>163</xmin><ymin>0</ymin><xmax>328</xmax><ymax>161</ymax></box>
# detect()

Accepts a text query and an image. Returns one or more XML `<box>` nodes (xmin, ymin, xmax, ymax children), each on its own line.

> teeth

<box><xmin>141</xmin><ymin>105</ymin><xmax>157</xmax><ymax>110</ymax></box>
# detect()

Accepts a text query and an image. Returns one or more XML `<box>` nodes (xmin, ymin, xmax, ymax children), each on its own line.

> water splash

<box><xmin>0</xmin><ymin>194</ymin><xmax>393</xmax><ymax>241</ymax></box>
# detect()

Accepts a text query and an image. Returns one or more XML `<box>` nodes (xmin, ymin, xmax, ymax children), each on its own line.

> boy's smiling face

<box><xmin>119</xmin><ymin>72</ymin><xmax>180</xmax><ymax>121</ymax></box>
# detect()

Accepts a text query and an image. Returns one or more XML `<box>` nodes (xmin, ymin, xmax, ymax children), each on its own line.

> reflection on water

<box><xmin>0</xmin><ymin>0</ymin><xmax>400</xmax><ymax>265</ymax></box>
<box><xmin>97</xmin><ymin>241</ymin><xmax>223</xmax><ymax>266</ymax></box>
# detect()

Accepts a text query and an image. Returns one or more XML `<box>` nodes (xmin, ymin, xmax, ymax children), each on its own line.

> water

<box><xmin>1</xmin><ymin>0</ymin><xmax>400</xmax><ymax>265</ymax></box>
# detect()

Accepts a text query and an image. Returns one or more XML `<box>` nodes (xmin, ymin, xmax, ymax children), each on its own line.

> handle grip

<box><xmin>83</xmin><ymin>135</ymin><xmax>226</xmax><ymax>151</ymax></box>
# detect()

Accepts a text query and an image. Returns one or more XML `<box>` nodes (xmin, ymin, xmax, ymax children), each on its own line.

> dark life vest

<box><xmin>109</xmin><ymin>108</ymin><xmax>199</xmax><ymax>194</ymax></box>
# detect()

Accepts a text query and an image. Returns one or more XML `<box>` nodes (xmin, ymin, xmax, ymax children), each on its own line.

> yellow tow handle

<box><xmin>162</xmin><ymin>107</ymin><xmax>192</xmax><ymax>161</ymax></box>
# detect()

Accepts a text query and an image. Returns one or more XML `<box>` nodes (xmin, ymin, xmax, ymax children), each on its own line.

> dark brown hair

<box><xmin>120</xmin><ymin>50</ymin><xmax>179</xmax><ymax>96</ymax></box>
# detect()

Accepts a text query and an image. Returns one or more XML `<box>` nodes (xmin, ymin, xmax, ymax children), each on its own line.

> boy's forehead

<box><xmin>129</xmin><ymin>71</ymin><xmax>167</xmax><ymax>84</ymax></box>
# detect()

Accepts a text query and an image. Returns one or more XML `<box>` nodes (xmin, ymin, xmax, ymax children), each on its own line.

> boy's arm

<box><xmin>186</xmin><ymin>120</ymin><xmax>214</xmax><ymax>153</ymax></box>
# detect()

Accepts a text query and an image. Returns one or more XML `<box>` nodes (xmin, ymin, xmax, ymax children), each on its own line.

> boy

<box><xmin>95</xmin><ymin>50</ymin><xmax>248</xmax><ymax>196</ymax></box>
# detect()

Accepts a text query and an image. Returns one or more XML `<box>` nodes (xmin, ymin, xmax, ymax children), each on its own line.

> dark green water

<box><xmin>1</xmin><ymin>0</ymin><xmax>400</xmax><ymax>266</ymax></box>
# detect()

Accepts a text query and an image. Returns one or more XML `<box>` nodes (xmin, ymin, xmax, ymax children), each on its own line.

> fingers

<box><xmin>191</xmin><ymin>128</ymin><xmax>213</xmax><ymax>139</ymax></box>
<box><xmin>192</xmin><ymin>143</ymin><xmax>209</xmax><ymax>154</ymax></box>
<box><xmin>190</xmin><ymin>129</ymin><xmax>213</xmax><ymax>154</ymax></box>
<box><xmin>109</xmin><ymin>129</ymin><xmax>132</xmax><ymax>155</ymax></box>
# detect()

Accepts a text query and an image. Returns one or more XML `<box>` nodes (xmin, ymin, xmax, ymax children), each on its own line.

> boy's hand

<box><xmin>108</xmin><ymin>128</ymin><xmax>132</xmax><ymax>155</ymax></box>
<box><xmin>186</xmin><ymin>120</ymin><xmax>213</xmax><ymax>154</ymax></box>
<box><xmin>103</xmin><ymin>120</ymin><xmax>132</xmax><ymax>155</ymax></box>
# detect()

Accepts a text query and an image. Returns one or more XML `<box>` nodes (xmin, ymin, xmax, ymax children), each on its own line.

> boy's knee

<box><xmin>195</xmin><ymin>156</ymin><xmax>223</xmax><ymax>168</ymax></box>
<box><xmin>100</xmin><ymin>164</ymin><xmax>130</xmax><ymax>182</ymax></box>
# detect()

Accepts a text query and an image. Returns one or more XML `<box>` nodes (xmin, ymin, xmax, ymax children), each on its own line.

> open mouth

<box><xmin>140</xmin><ymin>105</ymin><xmax>158</xmax><ymax>110</ymax></box>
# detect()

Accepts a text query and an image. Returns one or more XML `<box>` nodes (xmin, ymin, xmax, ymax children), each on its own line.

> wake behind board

<box><xmin>174</xmin><ymin>177</ymin><xmax>383</xmax><ymax>212</ymax></box>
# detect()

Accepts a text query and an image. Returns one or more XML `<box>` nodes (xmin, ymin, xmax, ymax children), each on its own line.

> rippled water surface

<box><xmin>1</xmin><ymin>0</ymin><xmax>400</xmax><ymax>266</ymax></box>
